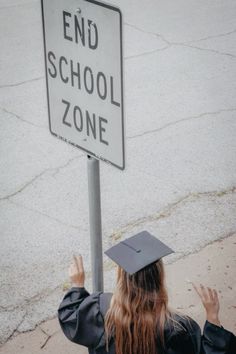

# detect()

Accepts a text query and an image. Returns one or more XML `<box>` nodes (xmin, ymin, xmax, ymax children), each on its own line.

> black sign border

<box><xmin>41</xmin><ymin>0</ymin><xmax>125</xmax><ymax>170</ymax></box>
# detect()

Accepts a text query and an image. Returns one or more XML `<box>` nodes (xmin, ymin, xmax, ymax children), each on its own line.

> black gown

<box><xmin>58</xmin><ymin>287</ymin><xmax>236</xmax><ymax>354</ymax></box>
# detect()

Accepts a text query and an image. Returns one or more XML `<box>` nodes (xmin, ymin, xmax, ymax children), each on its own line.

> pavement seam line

<box><xmin>39</xmin><ymin>324</ymin><xmax>60</xmax><ymax>337</ymax></box>
<box><xmin>40</xmin><ymin>335</ymin><xmax>51</xmax><ymax>349</ymax></box>
<box><xmin>39</xmin><ymin>326</ymin><xmax>61</xmax><ymax>349</ymax></box>
<box><xmin>38</xmin><ymin>327</ymin><xmax>54</xmax><ymax>349</ymax></box>
<box><xmin>110</xmin><ymin>186</ymin><xmax>236</xmax><ymax>241</ymax></box>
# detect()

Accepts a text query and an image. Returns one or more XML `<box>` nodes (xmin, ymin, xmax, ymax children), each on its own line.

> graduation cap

<box><xmin>105</xmin><ymin>230</ymin><xmax>174</xmax><ymax>275</ymax></box>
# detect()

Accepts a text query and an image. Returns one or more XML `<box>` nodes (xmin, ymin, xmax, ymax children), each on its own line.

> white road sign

<box><xmin>41</xmin><ymin>0</ymin><xmax>125</xmax><ymax>170</ymax></box>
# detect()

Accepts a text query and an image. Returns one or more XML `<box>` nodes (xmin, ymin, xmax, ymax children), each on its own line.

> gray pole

<box><xmin>87</xmin><ymin>155</ymin><xmax>104</xmax><ymax>292</ymax></box>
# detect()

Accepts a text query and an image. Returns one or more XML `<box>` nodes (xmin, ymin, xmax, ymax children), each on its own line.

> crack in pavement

<box><xmin>0</xmin><ymin>76</ymin><xmax>44</xmax><ymax>89</ymax></box>
<box><xmin>110</xmin><ymin>186</ymin><xmax>236</xmax><ymax>241</ymax></box>
<box><xmin>0</xmin><ymin>170</ymin><xmax>48</xmax><ymax>202</ymax></box>
<box><xmin>1</xmin><ymin>106</ymin><xmax>46</xmax><ymax>129</ymax></box>
<box><xmin>7</xmin><ymin>198</ymin><xmax>80</xmax><ymax>229</ymax></box>
<box><xmin>127</xmin><ymin>107</ymin><xmax>236</xmax><ymax>140</ymax></box>
<box><xmin>51</xmin><ymin>154</ymin><xmax>83</xmax><ymax>177</ymax></box>
<box><xmin>175</xmin><ymin>42</ymin><xmax>236</xmax><ymax>59</ymax></box>
<box><xmin>125</xmin><ymin>22</ymin><xmax>171</xmax><ymax>45</ymax></box>
<box><xmin>125</xmin><ymin>39</ymin><xmax>236</xmax><ymax>61</ymax></box>
<box><xmin>0</xmin><ymin>273</ymin><xmax>93</xmax><ymax>318</ymax></box>
<box><xmin>0</xmin><ymin>155</ymin><xmax>82</xmax><ymax>202</ymax></box>
<box><xmin>1</xmin><ymin>185</ymin><xmax>235</xmax><ymax>342</ymax></box>
<box><xmin>3</xmin><ymin>311</ymin><xmax>28</xmax><ymax>344</ymax></box>
<box><xmin>124</xmin><ymin>22</ymin><xmax>172</xmax><ymax>60</ymax></box>
<box><xmin>124</xmin><ymin>22</ymin><xmax>236</xmax><ymax>60</ymax></box>
<box><xmin>7</xmin><ymin>187</ymin><xmax>233</xmax><ymax>333</ymax></box>
<box><xmin>0</xmin><ymin>305</ymin><xmax>21</xmax><ymax>312</ymax></box>
<box><xmin>0</xmin><ymin>154</ymin><xmax>82</xmax><ymax>229</ymax></box>
<box><xmin>187</xmin><ymin>29</ymin><xmax>236</xmax><ymax>44</ymax></box>
<box><xmin>0</xmin><ymin>284</ymin><xmax>62</xmax><ymax>314</ymax></box>
<box><xmin>2</xmin><ymin>232</ymin><xmax>236</xmax><ymax>345</ymax></box>
<box><xmin>125</xmin><ymin>45</ymin><xmax>170</xmax><ymax>60</ymax></box>
<box><xmin>1</xmin><ymin>107</ymin><xmax>235</xmax><ymax>202</ymax></box>
<box><xmin>172</xmin><ymin>230</ymin><xmax>236</xmax><ymax>264</ymax></box>
<box><xmin>25</xmin><ymin>284</ymin><xmax>61</xmax><ymax>306</ymax></box>
<box><xmin>125</xmin><ymin>22</ymin><xmax>236</xmax><ymax>47</ymax></box>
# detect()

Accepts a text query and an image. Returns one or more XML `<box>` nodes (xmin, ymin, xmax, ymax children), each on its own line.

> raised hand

<box><xmin>68</xmin><ymin>254</ymin><xmax>85</xmax><ymax>288</ymax></box>
<box><xmin>193</xmin><ymin>283</ymin><xmax>221</xmax><ymax>327</ymax></box>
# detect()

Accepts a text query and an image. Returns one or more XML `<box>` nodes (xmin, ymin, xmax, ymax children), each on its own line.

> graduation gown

<box><xmin>58</xmin><ymin>287</ymin><xmax>236</xmax><ymax>354</ymax></box>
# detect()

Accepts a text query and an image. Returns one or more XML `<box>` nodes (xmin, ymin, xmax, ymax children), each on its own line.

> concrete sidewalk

<box><xmin>1</xmin><ymin>234</ymin><xmax>235</xmax><ymax>354</ymax></box>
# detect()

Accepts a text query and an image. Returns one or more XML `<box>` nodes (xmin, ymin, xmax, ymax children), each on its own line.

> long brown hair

<box><xmin>105</xmin><ymin>260</ymin><xmax>173</xmax><ymax>354</ymax></box>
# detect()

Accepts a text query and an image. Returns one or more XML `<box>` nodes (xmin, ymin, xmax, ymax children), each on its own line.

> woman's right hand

<box><xmin>68</xmin><ymin>254</ymin><xmax>85</xmax><ymax>288</ymax></box>
<box><xmin>193</xmin><ymin>283</ymin><xmax>221</xmax><ymax>327</ymax></box>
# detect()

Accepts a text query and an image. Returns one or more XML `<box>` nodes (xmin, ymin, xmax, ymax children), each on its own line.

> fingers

<box><xmin>192</xmin><ymin>283</ymin><xmax>202</xmax><ymax>298</ymax></box>
<box><xmin>68</xmin><ymin>262</ymin><xmax>77</xmax><ymax>276</ymax></box>
<box><xmin>68</xmin><ymin>254</ymin><xmax>84</xmax><ymax>276</ymax></box>
<box><xmin>200</xmin><ymin>284</ymin><xmax>208</xmax><ymax>301</ymax></box>
<box><xmin>73</xmin><ymin>254</ymin><xmax>80</xmax><ymax>271</ymax></box>
<box><xmin>212</xmin><ymin>289</ymin><xmax>219</xmax><ymax>306</ymax></box>
<box><xmin>213</xmin><ymin>289</ymin><xmax>218</xmax><ymax>301</ymax></box>
<box><xmin>192</xmin><ymin>283</ymin><xmax>206</xmax><ymax>300</ymax></box>
<box><xmin>76</xmin><ymin>254</ymin><xmax>84</xmax><ymax>271</ymax></box>
<box><xmin>68</xmin><ymin>254</ymin><xmax>85</xmax><ymax>286</ymax></box>
<box><xmin>205</xmin><ymin>286</ymin><xmax>219</xmax><ymax>302</ymax></box>
<box><xmin>73</xmin><ymin>254</ymin><xmax>84</xmax><ymax>272</ymax></box>
<box><xmin>193</xmin><ymin>283</ymin><xmax>218</xmax><ymax>302</ymax></box>
<box><xmin>207</xmin><ymin>287</ymin><xmax>214</xmax><ymax>301</ymax></box>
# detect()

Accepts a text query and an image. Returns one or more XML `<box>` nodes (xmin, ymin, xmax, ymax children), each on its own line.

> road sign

<box><xmin>41</xmin><ymin>0</ymin><xmax>125</xmax><ymax>170</ymax></box>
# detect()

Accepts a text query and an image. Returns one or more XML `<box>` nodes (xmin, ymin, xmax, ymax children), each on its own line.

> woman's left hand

<box><xmin>193</xmin><ymin>283</ymin><xmax>221</xmax><ymax>326</ymax></box>
<box><xmin>68</xmin><ymin>254</ymin><xmax>85</xmax><ymax>287</ymax></box>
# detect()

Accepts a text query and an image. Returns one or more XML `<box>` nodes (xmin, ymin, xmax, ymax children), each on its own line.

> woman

<box><xmin>58</xmin><ymin>231</ymin><xmax>235</xmax><ymax>353</ymax></box>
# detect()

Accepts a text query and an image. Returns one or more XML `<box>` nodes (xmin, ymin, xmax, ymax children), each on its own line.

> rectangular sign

<box><xmin>41</xmin><ymin>0</ymin><xmax>125</xmax><ymax>170</ymax></box>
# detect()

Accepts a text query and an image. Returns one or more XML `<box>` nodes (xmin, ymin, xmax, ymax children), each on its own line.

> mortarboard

<box><xmin>105</xmin><ymin>230</ymin><xmax>174</xmax><ymax>275</ymax></box>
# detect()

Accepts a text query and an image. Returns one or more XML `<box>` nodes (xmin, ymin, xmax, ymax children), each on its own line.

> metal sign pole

<box><xmin>87</xmin><ymin>155</ymin><xmax>104</xmax><ymax>292</ymax></box>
